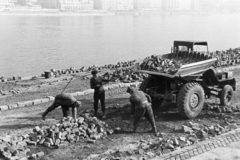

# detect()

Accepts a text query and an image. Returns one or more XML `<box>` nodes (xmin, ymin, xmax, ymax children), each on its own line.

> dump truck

<box><xmin>133</xmin><ymin>41</ymin><xmax>236</xmax><ymax>118</ymax></box>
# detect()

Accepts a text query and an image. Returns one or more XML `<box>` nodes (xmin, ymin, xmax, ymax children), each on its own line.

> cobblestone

<box><xmin>170</xmin><ymin>157</ymin><xmax>175</xmax><ymax>160</ymax></box>
<box><xmin>151</xmin><ymin>129</ymin><xmax>240</xmax><ymax>160</ymax></box>
<box><xmin>180</xmin><ymin>154</ymin><xmax>185</xmax><ymax>160</ymax></box>
<box><xmin>185</xmin><ymin>154</ymin><xmax>190</xmax><ymax>159</ymax></box>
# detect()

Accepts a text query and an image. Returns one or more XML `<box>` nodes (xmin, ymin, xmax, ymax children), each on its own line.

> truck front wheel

<box><xmin>177</xmin><ymin>82</ymin><xmax>205</xmax><ymax>119</ymax></box>
<box><xmin>220</xmin><ymin>85</ymin><xmax>233</xmax><ymax>106</ymax></box>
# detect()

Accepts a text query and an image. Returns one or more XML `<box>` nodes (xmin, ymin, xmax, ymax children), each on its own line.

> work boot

<box><xmin>102</xmin><ymin>112</ymin><xmax>106</xmax><ymax>119</ymax></box>
<box><xmin>148</xmin><ymin>125</ymin><xmax>159</xmax><ymax>135</ymax></box>
<box><xmin>152</xmin><ymin>127</ymin><xmax>159</xmax><ymax>137</ymax></box>
<box><xmin>94</xmin><ymin>111</ymin><xmax>98</xmax><ymax>117</ymax></box>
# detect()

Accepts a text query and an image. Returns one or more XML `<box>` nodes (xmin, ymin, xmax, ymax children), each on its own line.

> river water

<box><xmin>0</xmin><ymin>13</ymin><xmax>240</xmax><ymax>77</ymax></box>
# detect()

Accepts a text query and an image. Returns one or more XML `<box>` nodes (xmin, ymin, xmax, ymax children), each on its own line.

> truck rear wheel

<box><xmin>177</xmin><ymin>82</ymin><xmax>205</xmax><ymax>119</ymax></box>
<box><xmin>220</xmin><ymin>85</ymin><xmax>233</xmax><ymax>106</ymax></box>
<box><xmin>139</xmin><ymin>76</ymin><xmax>163</xmax><ymax>108</ymax></box>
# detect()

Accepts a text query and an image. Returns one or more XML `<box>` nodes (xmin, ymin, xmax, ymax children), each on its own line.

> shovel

<box><xmin>61</xmin><ymin>75</ymin><xmax>75</xmax><ymax>94</ymax></box>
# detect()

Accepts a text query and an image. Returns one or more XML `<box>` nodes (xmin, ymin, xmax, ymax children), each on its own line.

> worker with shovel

<box><xmin>90</xmin><ymin>69</ymin><xmax>110</xmax><ymax>119</ymax></box>
<box><xmin>126</xmin><ymin>87</ymin><xmax>159</xmax><ymax>136</ymax></box>
<box><xmin>42</xmin><ymin>93</ymin><xmax>82</xmax><ymax>121</ymax></box>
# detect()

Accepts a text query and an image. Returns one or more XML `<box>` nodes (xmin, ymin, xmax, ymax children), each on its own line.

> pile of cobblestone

<box><xmin>0</xmin><ymin>135</ymin><xmax>44</xmax><ymax>160</ymax></box>
<box><xmin>214</xmin><ymin>47</ymin><xmax>240</xmax><ymax>67</ymax></box>
<box><xmin>32</xmin><ymin>115</ymin><xmax>114</xmax><ymax>148</ymax></box>
<box><xmin>102</xmin><ymin>68</ymin><xmax>147</xmax><ymax>83</ymax></box>
<box><xmin>44</xmin><ymin>60</ymin><xmax>137</xmax><ymax>79</ymax></box>
<box><xmin>0</xmin><ymin>115</ymin><xmax>114</xmax><ymax>160</ymax></box>
<box><xmin>0</xmin><ymin>89</ymin><xmax>20</xmax><ymax>96</ymax></box>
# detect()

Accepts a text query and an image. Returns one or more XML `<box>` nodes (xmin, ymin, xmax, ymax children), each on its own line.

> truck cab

<box><xmin>173</xmin><ymin>41</ymin><xmax>209</xmax><ymax>53</ymax></box>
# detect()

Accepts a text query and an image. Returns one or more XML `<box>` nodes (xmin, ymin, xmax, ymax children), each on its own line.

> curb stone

<box><xmin>0</xmin><ymin>82</ymin><xmax>140</xmax><ymax>111</ymax></box>
<box><xmin>32</xmin><ymin>99</ymin><xmax>43</xmax><ymax>105</ymax></box>
<box><xmin>46</xmin><ymin>96</ymin><xmax>55</xmax><ymax>101</ymax></box>
<box><xmin>23</xmin><ymin>100</ymin><xmax>34</xmax><ymax>107</ymax></box>
<box><xmin>8</xmin><ymin>103</ymin><xmax>18</xmax><ymax>110</ymax></box>
<box><xmin>69</xmin><ymin>92</ymin><xmax>78</xmax><ymax>97</ymax></box>
<box><xmin>17</xmin><ymin>102</ymin><xmax>26</xmax><ymax>108</ymax></box>
<box><xmin>83</xmin><ymin>89</ymin><xmax>94</xmax><ymax>95</ymax></box>
<box><xmin>151</xmin><ymin>128</ymin><xmax>240</xmax><ymax>160</ymax></box>
<box><xmin>76</xmin><ymin>92</ymin><xmax>84</xmax><ymax>96</ymax></box>
<box><xmin>0</xmin><ymin>105</ymin><xmax>8</xmax><ymax>111</ymax></box>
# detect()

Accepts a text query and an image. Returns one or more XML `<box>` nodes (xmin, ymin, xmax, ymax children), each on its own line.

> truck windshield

<box><xmin>193</xmin><ymin>45</ymin><xmax>208</xmax><ymax>52</ymax></box>
<box><xmin>178</xmin><ymin>46</ymin><xmax>188</xmax><ymax>51</ymax></box>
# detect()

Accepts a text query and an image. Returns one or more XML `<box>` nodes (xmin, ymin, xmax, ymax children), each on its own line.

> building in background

<box><xmin>15</xmin><ymin>0</ymin><xmax>26</xmax><ymax>5</ymax></box>
<box><xmin>94</xmin><ymin>0</ymin><xmax>107</xmax><ymax>10</ymax></box>
<box><xmin>178</xmin><ymin>0</ymin><xmax>191</xmax><ymax>10</ymax></box>
<box><xmin>107</xmin><ymin>0</ymin><xmax>133</xmax><ymax>10</ymax></box>
<box><xmin>94</xmin><ymin>0</ymin><xmax>133</xmax><ymax>10</ymax></box>
<box><xmin>2</xmin><ymin>0</ymin><xmax>238</xmax><ymax>12</ymax></box>
<box><xmin>37</xmin><ymin>0</ymin><xmax>60</xmax><ymax>9</ymax></box>
<box><xmin>133</xmin><ymin>0</ymin><xmax>161</xmax><ymax>10</ymax></box>
<box><xmin>149</xmin><ymin>0</ymin><xmax>161</xmax><ymax>10</ymax></box>
<box><xmin>133</xmin><ymin>0</ymin><xmax>141</xmax><ymax>10</ymax></box>
<box><xmin>12</xmin><ymin>0</ymin><xmax>40</xmax><ymax>6</ymax></box>
<box><xmin>162</xmin><ymin>0</ymin><xmax>178</xmax><ymax>10</ymax></box>
<box><xmin>191</xmin><ymin>0</ymin><xmax>200</xmax><ymax>10</ymax></box>
<box><xmin>59</xmin><ymin>0</ymin><xmax>94</xmax><ymax>11</ymax></box>
<box><xmin>117</xmin><ymin>0</ymin><xmax>133</xmax><ymax>10</ymax></box>
<box><xmin>219</xmin><ymin>0</ymin><xmax>240</xmax><ymax>12</ymax></box>
<box><xmin>0</xmin><ymin>0</ymin><xmax>14</xmax><ymax>8</ymax></box>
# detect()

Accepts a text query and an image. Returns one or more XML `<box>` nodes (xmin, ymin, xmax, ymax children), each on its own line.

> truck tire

<box><xmin>139</xmin><ymin>76</ymin><xmax>163</xmax><ymax>108</ymax></box>
<box><xmin>220</xmin><ymin>85</ymin><xmax>233</xmax><ymax>106</ymax></box>
<box><xmin>177</xmin><ymin>82</ymin><xmax>205</xmax><ymax>119</ymax></box>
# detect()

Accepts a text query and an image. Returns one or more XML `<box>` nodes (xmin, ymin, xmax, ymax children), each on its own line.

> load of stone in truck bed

<box><xmin>140</xmin><ymin>55</ymin><xmax>182</xmax><ymax>74</ymax></box>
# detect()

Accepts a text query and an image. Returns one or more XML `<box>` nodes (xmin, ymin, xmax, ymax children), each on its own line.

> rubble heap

<box><xmin>214</xmin><ymin>47</ymin><xmax>240</xmax><ymax>67</ymax></box>
<box><xmin>102</xmin><ymin>68</ymin><xmax>147</xmax><ymax>83</ymax></box>
<box><xmin>45</xmin><ymin>60</ymin><xmax>137</xmax><ymax>79</ymax></box>
<box><xmin>207</xmin><ymin>103</ymin><xmax>240</xmax><ymax>113</ymax></box>
<box><xmin>140</xmin><ymin>55</ymin><xmax>181</xmax><ymax>74</ymax></box>
<box><xmin>0</xmin><ymin>115</ymin><xmax>114</xmax><ymax>160</ymax></box>
<box><xmin>30</xmin><ymin>116</ymin><xmax>114</xmax><ymax>148</ymax></box>
<box><xmin>0</xmin><ymin>135</ymin><xmax>44</xmax><ymax>160</ymax></box>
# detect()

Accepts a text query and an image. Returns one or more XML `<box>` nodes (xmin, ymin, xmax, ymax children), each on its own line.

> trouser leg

<box><xmin>133</xmin><ymin>107</ymin><xmax>146</xmax><ymax>132</ymax></box>
<box><xmin>99</xmin><ymin>91</ymin><xmax>106</xmax><ymax>113</ymax></box>
<box><xmin>61</xmin><ymin>106</ymin><xmax>70</xmax><ymax>118</ymax></box>
<box><xmin>94</xmin><ymin>91</ymin><xmax>99</xmax><ymax>113</ymax></box>
<box><xmin>144</xmin><ymin>103</ymin><xmax>157</xmax><ymax>132</ymax></box>
<box><xmin>42</xmin><ymin>101</ymin><xmax>58</xmax><ymax>118</ymax></box>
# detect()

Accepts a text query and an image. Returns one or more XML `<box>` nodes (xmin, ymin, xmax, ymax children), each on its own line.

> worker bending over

<box><xmin>127</xmin><ymin>87</ymin><xmax>158</xmax><ymax>135</ymax></box>
<box><xmin>42</xmin><ymin>93</ymin><xmax>82</xmax><ymax>120</ymax></box>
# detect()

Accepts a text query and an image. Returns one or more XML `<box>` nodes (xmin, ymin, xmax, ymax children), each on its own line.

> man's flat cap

<box><xmin>91</xmin><ymin>69</ymin><xmax>98</xmax><ymax>75</ymax></box>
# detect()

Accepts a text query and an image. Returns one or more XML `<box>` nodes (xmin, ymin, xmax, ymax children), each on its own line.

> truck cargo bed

<box><xmin>133</xmin><ymin>55</ymin><xmax>217</xmax><ymax>78</ymax></box>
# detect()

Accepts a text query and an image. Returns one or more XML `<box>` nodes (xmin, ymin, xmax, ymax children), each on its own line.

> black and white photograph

<box><xmin>0</xmin><ymin>0</ymin><xmax>240</xmax><ymax>160</ymax></box>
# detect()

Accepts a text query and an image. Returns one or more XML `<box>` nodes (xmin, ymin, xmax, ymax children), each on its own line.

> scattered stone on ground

<box><xmin>0</xmin><ymin>115</ymin><xmax>114</xmax><ymax>160</ymax></box>
<box><xmin>206</xmin><ymin>103</ymin><xmax>240</xmax><ymax>113</ymax></box>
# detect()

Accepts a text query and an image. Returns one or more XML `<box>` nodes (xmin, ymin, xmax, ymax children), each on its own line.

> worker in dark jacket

<box><xmin>42</xmin><ymin>93</ymin><xmax>82</xmax><ymax>120</ymax></box>
<box><xmin>90</xmin><ymin>69</ymin><xmax>110</xmax><ymax>118</ymax></box>
<box><xmin>127</xmin><ymin>87</ymin><xmax>158</xmax><ymax>135</ymax></box>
